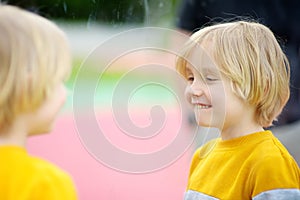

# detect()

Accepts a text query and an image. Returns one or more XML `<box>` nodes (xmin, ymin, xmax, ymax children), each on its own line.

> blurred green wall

<box><xmin>5</xmin><ymin>0</ymin><xmax>180</xmax><ymax>24</ymax></box>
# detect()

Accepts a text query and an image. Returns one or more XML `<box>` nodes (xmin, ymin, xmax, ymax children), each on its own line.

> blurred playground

<box><xmin>27</xmin><ymin>23</ymin><xmax>206</xmax><ymax>200</ymax></box>
<box><xmin>1</xmin><ymin>1</ymin><xmax>298</xmax><ymax>199</ymax></box>
<box><xmin>25</xmin><ymin>23</ymin><xmax>300</xmax><ymax>200</ymax></box>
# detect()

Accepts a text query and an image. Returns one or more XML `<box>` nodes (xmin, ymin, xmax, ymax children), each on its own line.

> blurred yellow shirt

<box><xmin>0</xmin><ymin>146</ymin><xmax>77</xmax><ymax>200</ymax></box>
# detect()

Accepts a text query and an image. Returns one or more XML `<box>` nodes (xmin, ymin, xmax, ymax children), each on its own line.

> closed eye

<box><xmin>205</xmin><ymin>75</ymin><xmax>218</xmax><ymax>82</ymax></box>
<box><xmin>206</xmin><ymin>77</ymin><xmax>218</xmax><ymax>81</ymax></box>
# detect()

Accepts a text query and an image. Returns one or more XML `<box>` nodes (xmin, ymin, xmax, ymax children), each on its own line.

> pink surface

<box><xmin>27</xmin><ymin>111</ymin><xmax>194</xmax><ymax>200</ymax></box>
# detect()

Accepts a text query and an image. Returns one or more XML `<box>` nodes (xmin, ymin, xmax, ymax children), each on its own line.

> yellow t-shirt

<box><xmin>184</xmin><ymin>130</ymin><xmax>300</xmax><ymax>200</ymax></box>
<box><xmin>0</xmin><ymin>146</ymin><xmax>77</xmax><ymax>200</ymax></box>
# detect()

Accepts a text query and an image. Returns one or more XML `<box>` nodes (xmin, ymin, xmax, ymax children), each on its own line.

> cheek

<box><xmin>210</xmin><ymin>87</ymin><xmax>226</xmax><ymax>113</ymax></box>
<box><xmin>56</xmin><ymin>83</ymin><xmax>66</xmax><ymax>99</ymax></box>
<box><xmin>58</xmin><ymin>87</ymin><xmax>67</xmax><ymax>105</ymax></box>
<box><xmin>45</xmin><ymin>85</ymin><xmax>67</xmax><ymax>115</ymax></box>
<box><xmin>184</xmin><ymin>86</ymin><xmax>192</xmax><ymax>104</ymax></box>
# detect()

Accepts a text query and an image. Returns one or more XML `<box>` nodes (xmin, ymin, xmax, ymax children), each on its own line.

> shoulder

<box><xmin>248</xmin><ymin>131</ymin><xmax>297</xmax><ymax>164</ymax></box>
<box><xmin>27</xmin><ymin>156</ymin><xmax>77</xmax><ymax>199</ymax></box>
<box><xmin>251</xmin><ymin>133</ymin><xmax>299</xmax><ymax>178</ymax></box>
<box><xmin>29</xmin><ymin>156</ymin><xmax>75</xmax><ymax>186</ymax></box>
<box><xmin>259</xmin><ymin>135</ymin><xmax>297</xmax><ymax>166</ymax></box>
<box><xmin>250</xmin><ymin>153</ymin><xmax>299</xmax><ymax>179</ymax></box>
<box><xmin>0</xmin><ymin>148</ymin><xmax>77</xmax><ymax>199</ymax></box>
<box><xmin>249</xmin><ymin>134</ymin><xmax>300</xmax><ymax>197</ymax></box>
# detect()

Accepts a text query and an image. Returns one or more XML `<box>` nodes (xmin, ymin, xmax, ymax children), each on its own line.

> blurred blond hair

<box><xmin>176</xmin><ymin>20</ymin><xmax>290</xmax><ymax>127</ymax></box>
<box><xmin>0</xmin><ymin>5</ymin><xmax>71</xmax><ymax>130</ymax></box>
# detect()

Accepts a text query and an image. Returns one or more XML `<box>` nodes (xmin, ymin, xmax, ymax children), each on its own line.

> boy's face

<box><xmin>27</xmin><ymin>82</ymin><xmax>67</xmax><ymax>136</ymax></box>
<box><xmin>184</xmin><ymin>42</ymin><xmax>253</xmax><ymax>133</ymax></box>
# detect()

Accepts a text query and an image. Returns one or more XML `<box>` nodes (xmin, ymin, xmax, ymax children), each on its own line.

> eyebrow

<box><xmin>186</xmin><ymin>63</ymin><xmax>220</xmax><ymax>76</ymax></box>
<box><xmin>202</xmin><ymin>67</ymin><xmax>220</xmax><ymax>76</ymax></box>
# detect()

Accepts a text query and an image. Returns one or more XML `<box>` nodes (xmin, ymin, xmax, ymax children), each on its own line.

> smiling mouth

<box><xmin>191</xmin><ymin>99</ymin><xmax>212</xmax><ymax>109</ymax></box>
<box><xmin>194</xmin><ymin>104</ymin><xmax>212</xmax><ymax>109</ymax></box>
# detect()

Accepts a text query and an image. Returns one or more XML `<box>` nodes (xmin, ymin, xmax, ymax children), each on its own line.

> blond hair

<box><xmin>0</xmin><ymin>5</ymin><xmax>71</xmax><ymax>129</ymax></box>
<box><xmin>176</xmin><ymin>21</ymin><xmax>290</xmax><ymax>127</ymax></box>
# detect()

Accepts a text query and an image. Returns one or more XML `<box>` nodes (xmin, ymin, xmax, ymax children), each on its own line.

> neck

<box><xmin>221</xmin><ymin>126</ymin><xmax>264</xmax><ymax>140</ymax></box>
<box><xmin>220</xmin><ymin>120</ymin><xmax>264</xmax><ymax>141</ymax></box>
<box><xmin>0</xmin><ymin>119</ymin><xmax>27</xmax><ymax>148</ymax></box>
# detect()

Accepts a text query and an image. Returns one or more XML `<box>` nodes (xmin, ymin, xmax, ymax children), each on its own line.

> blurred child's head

<box><xmin>177</xmin><ymin>20</ymin><xmax>290</xmax><ymax>128</ymax></box>
<box><xmin>0</xmin><ymin>5</ymin><xmax>71</xmax><ymax>131</ymax></box>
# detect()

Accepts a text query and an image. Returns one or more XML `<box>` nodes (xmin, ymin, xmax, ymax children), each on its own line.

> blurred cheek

<box><xmin>59</xmin><ymin>85</ymin><xmax>67</xmax><ymax>105</ymax></box>
<box><xmin>53</xmin><ymin>84</ymin><xmax>66</xmax><ymax>105</ymax></box>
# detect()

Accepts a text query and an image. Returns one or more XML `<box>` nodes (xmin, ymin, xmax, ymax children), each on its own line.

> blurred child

<box><xmin>176</xmin><ymin>20</ymin><xmax>300</xmax><ymax>199</ymax></box>
<box><xmin>0</xmin><ymin>5</ymin><xmax>77</xmax><ymax>199</ymax></box>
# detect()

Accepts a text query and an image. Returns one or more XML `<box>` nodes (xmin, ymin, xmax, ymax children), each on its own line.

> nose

<box><xmin>187</xmin><ymin>81</ymin><xmax>205</xmax><ymax>97</ymax></box>
<box><xmin>185</xmin><ymin>81</ymin><xmax>206</xmax><ymax>103</ymax></box>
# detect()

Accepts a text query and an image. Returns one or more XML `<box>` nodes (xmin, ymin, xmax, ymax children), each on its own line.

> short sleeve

<box><xmin>250</xmin><ymin>154</ymin><xmax>300</xmax><ymax>199</ymax></box>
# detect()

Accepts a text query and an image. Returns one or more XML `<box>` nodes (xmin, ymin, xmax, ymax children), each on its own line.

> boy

<box><xmin>0</xmin><ymin>5</ymin><xmax>77</xmax><ymax>199</ymax></box>
<box><xmin>176</xmin><ymin>21</ymin><xmax>300</xmax><ymax>199</ymax></box>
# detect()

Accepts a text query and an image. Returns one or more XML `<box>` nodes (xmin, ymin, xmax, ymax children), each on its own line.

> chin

<box><xmin>28</xmin><ymin>130</ymin><xmax>51</xmax><ymax>136</ymax></box>
<box><xmin>195</xmin><ymin>116</ymin><xmax>210</xmax><ymax>127</ymax></box>
<box><xmin>28</xmin><ymin>124</ymin><xmax>54</xmax><ymax>136</ymax></box>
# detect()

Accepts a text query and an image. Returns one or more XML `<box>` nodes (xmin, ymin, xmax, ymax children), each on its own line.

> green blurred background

<box><xmin>4</xmin><ymin>0</ymin><xmax>180</xmax><ymax>25</ymax></box>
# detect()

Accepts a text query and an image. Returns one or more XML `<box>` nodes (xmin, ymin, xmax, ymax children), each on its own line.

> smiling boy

<box><xmin>177</xmin><ymin>21</ymin><xmax>300</xmax><ymax>199</ymax></box>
